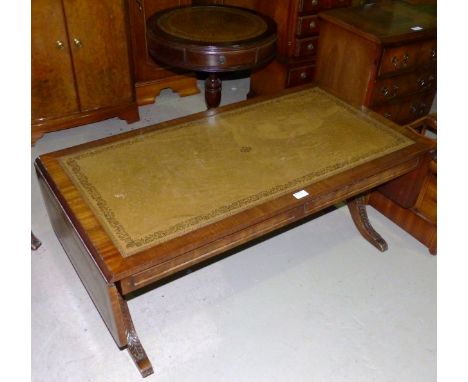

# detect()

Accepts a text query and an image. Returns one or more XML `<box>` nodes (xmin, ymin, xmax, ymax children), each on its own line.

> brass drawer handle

<box><xmin>73</xmin><ymin>38</ymin><xmax>82</xmax><ymax>48</ymax></box>
<box><xmin>309</xmin><ymin>21</ymin><xmax>316</xmax><ymax>29</ymax></box>
<box><xmin>307</xmin><ymin>43</ymin><xmax>314</xmax><ymax>50</ymax></box>
<box><xmin>300</xmin><ymin>72</ymin><xmax>308</xmax><ymax>79</ymax></box>
<box><xmin>218</xmin><ymin>55</ymin><xmax>226</xmax><ymax>65</ymax></box>
<box><xmin>410</xmin><ymin>103</ymin><xmax>428</xmax><ymax>115</ymax></box>
<box><xmin>380</xmin><ymin>84</ymin><xmax>399</xmax><ymax>98</ymax></box>
<box><xmin>402</xmin><ymin>53</ymin><xmax>409</xmax><ymax>65</ymax></box>
<box><xmin>418</xmin><ymin>74</ymin><xmax>435</xmax><ymax>89</ymax></box>
<box><xmin>392</xmin><ymin>53</ymin><xmax>409</xmax><ymax>68</ymax></box>
<box><xmin>56</xmin><ymin>40</ymin><xmax>65</xmax><ymax>50</ymax></box>
<box><xmin>312</xmin><ymin>0</ymin><xmax>318</xmax><ymax>5</ymax></box>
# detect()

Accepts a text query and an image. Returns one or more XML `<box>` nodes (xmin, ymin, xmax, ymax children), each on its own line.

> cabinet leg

<box><xmin>347</xmin><ymin>194</ymin><xmax>388</xmax><ymax>252</ymax></box>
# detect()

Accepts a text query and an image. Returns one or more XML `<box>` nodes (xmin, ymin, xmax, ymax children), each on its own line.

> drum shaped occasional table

<box><xmin>35</xmin><ymin>85</ymin><xmax>435</xmax><ymax>377</ymax></box>
<box><xmin>146</xmin><ymin>5</ymin><xmax>277</xmax><ymax>109</ymax></box>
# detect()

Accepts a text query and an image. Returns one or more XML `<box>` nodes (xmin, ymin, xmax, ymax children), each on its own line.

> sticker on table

<box><xmin>293</xmin><ymin>190</ymin><xmax>309</xmax><ymax>199</ymax></box>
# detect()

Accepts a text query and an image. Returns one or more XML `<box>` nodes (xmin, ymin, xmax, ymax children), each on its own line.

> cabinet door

<box><xmin>62</xmin><ymin>0</ymin><xmax>134</xmax><ymax>111</ymax></box>
<box><xmin>32</xmin><ymin>0</ymin><xmax>79</xmax><ymax>121</ymax></box>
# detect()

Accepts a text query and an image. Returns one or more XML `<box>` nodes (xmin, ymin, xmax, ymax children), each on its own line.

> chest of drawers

<box><xmin>249</xmin><ymin>0</ymin><xmax>352</xmax><ymax>96</ymax></box>
<box><xmin>315</xmin><ymin>0</ymin><xmax>436</xmax><ymax>124</ymax></box>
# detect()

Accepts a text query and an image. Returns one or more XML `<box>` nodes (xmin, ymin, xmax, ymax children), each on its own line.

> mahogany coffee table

<box><xmin>146</xmin><ymin>5</ymin><xmax>277</xmax><ymax>109</ymax></box>
<box><xmin>35</xmin><ymin>85</ymin><xmax>434</xmax><ymax>377</ymax></box>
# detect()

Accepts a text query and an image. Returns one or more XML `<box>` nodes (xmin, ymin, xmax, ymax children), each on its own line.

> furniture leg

<box><xmin>205</xmin><ymin>73</ymin><xmax>222</xmax><ymax>109</ymax></box>
<box><xmin>31</xmin><ymin>231</ymin><xmax>42</xmax><ymax>250</ymax></box>
<box><xmin>347</xmin><ymin>194</ymin><xmax>388</xmax><ymax>252</ymax></box>
<box><xmin>114</xmin><ymin>289</ymin><xmax>154</xmax><ymax>378</ymax></box>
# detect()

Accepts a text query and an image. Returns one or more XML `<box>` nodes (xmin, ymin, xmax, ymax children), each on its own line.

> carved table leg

<box><xmin>347</xmin><ymin>194</ymin><xmax>388</xmax><ymax>252</ymax></box>
<box><xmin>205</xmin><ymin>73</ymin><xmax>222</xmax><ymax>109</ymax></box>
<box><xmin>31</xmin><ymin>231</ymin><xmax>42</xmax><ymax>250</ymax></box>
<box><xmin>116</xmin><ymin>292</ymin><xmax>154</xmax><ymax>377</ymax></box>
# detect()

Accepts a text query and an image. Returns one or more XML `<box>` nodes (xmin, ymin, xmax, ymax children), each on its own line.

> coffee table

<box><xmin>35</xmin><ymin>85</ymin><xmax>434</xmax><ymax>377</ymax></box>
<box><xmin>146</xmin><ymin>5</ymin><xmax>277</xmax><ymax>109</ymax></box>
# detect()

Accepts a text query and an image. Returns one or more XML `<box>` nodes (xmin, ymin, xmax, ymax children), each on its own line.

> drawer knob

<box><xmin>312</xmin><ymin>0</ymin><xmax>318</xmax><ymax>5</ymax></box>
<box><xmin>56</xmin><ymin>40</ymin><xmax>65</xmax><ymax>50</ymax></box>
<box><xmin>73</xmin><ymin>38</ymin><xmax>82</xmax><ymax>48</ymax></box>
<box><xmin>410</xmin><ymin>103</ymin><xmax>427</xmax><ymax>115</ymax></box>
<box><xmin>136</xmin><ymin>0</ymin><xmax>143</xmax><ymax>12</ymax></box>
<box><xmin>402</xmin><ymin>53</ymin><xmax>409</xmax><ymax>65</ymax></box>
<box><xmin>309</xmin><ymin>21</ymin><xmax>316</xmax><ymax>29</ymax></box>
<box><xmin>307</xmin><ymin>43</ymin><xmax>315</xmax><ymax>50</ymax></box>
<box><xmin>392</xmin><ymin>53</ymin><xmax>409</xmax><ymax>69</ymax></box>
<box><xmin>300</xmin><ymin>72</ymin><xmax>308</xmax><ymax>79</ymax></box>
<box><xmin>380</xmin><ymin>84</ymin><xmax>399</xmax><ymax>98</ymax></box>
<box><xmin>218</xmin><ymin>55</ymin><xmax>226</xmax><ymax>65</ymax></box>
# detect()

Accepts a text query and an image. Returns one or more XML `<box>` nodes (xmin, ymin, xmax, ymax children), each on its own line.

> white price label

<box><xmin>293</xmin><ymin>190</ymin><xmax>309</xmax><ymax>199</ymax></box>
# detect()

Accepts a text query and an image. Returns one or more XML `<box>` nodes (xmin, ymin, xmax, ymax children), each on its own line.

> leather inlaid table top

<box><xmin>36</xmin><ymin>85</ymin><xmax>432</xmax><ymax>281</ymax></box>
<box><xmin>35</xmin><ymin>85</ymin><xmax>435</xmax><ymax>377</ymax></box>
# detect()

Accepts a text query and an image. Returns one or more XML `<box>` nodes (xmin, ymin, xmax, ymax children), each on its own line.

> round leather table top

<box><xmin>147</xmin><ymin>6</ymin><xmax>277</xmax><ymax>73</ymax></box>
<box><xmin>149</xmin><ymin>6</ymin><xmax>275</xmax><ymax>45</ymax></box>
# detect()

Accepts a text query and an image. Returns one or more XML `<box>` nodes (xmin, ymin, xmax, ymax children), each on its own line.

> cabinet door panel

<box><xmin>32</xmin><ymin>0</ymin><xmax>79</xmax><ymax>121</ymax></box>
<box><xmin>63</xmin><ymin>0</ymin><xmax>134</xmax><ymax>111</ymax></box>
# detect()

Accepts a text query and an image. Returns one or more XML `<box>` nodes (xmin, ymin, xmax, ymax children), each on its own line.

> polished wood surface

<box><xmin>32</xmin><ymin>0</ymin><xmax>139</xmax><ymax>143</ymax></box>
<box><xmin>369</xmin><ymin>114</ymin><xmax>437</xmax><ymax>254</ymax></box>
<box><xmin>249</xmin><ymin>0</ymin><xmax>353</xmax><ymax>96</ymax></box>
<box><xmin>147</xmin><ymin>5</ymin><xmax>277</xmax><ymax>108</ymax></box>
<box><xmin>32</xmin><ymin>0</ymin><xmax>80</xmax><ymax>121</ymax></box>
<box><xmin>315</xmin><ymin>0</ymin><xmax>436</xmax><ymax>124</ymax></box>
<box><xmin>127</xmin><ymin>0</ymin><xmax>200</xmax><ymax>105</ymax></box>
<box><xmin>35</xmin><ymin>84</ymin><xmax>435</xmax><ymax>376</ymax></box>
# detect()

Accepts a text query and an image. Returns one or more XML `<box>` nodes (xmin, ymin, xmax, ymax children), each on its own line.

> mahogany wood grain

<box><xmin>315</xmin><ymin>0</ymin><xmax>436</xmax><ymax>124</ymax></box>
<box><xmin>127</xmin><ymin>0</ymin><xmax>200</xmax><ymax>105</ymax></box>
<box><xmin>32</xmin><ymin>0</ymin><xmax>139</xmax><ymax>144</ymax></box>
<box><xmin>36</xmin><ymin>84</ymin><xmax>434</xmax><ymax>283</ymax></box>
<box><xmin>146</xmin><ymin>5</ymin><xmax>277</xmax><ymax>108</ymax></box>
<box><xmin>369</xmin><ymin>114</ymin><xmax>436</xmax><ymax>254</ymax></box>
<box><xmin>32</xmin><ymin>0</ymin><xmax>79</xmax><ymax>121</ymax></box>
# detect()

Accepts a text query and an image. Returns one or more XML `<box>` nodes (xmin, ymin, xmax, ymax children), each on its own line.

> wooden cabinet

<box><xmin>248</xmin><ymin>0</ymin><xmax>352</xmax><ymax>96</ymax></box>
<box><xmin>315</xmin><ymin>0</ymin><xmax>436</xmax><ymax>124</ymax></box>
<box><xmin>369</xmin><ymin>115</ymin><xmax>437</xmax><ymax>254</ymax></box>
<box><xmin>127</xmin><ymin>0</ymin><xmax>201</xmax><ymax>105</ymax></box>
<box><xmin>32</xmin><ymin>0</ymin><xmax>139</xmax><ymax>143</ymax></box>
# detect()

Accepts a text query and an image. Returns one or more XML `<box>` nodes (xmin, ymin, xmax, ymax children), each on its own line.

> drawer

<box><xmin>287</xmin><ymin>64</ymin><xmax>316</xmax><ymax>87</ymax></box>
<box><xmin>373</xmin><ymin>91</ymin><xmax>435</xmax><ymax>124</ymax></box>
<box><xmin>378</xmin><ymin>39</ymin><xmax>437</xmax><ymax>76</ymax></box>
<box><xmin>369</xmin><ymin>69</ymin><xmax>436</xmax><ymax>106</ymax></box>
<box><xmin>296</xmin><ymin>15</ymin><xmax>320</xmax><ymax>37</ymax></box>
<box><xmin>293</xmin><ymin>36</ymin><xmax>319</xmax><ymax>57</ymax></box>
<box><xmin>298</xmin><ymin>0</ymin><xmax>322</xmax><ymax>13</ymax></box>
<box><xmin>185</xmin><ymin>49</ymin><xmax>257</xmax><ymax>70</ymax></box>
